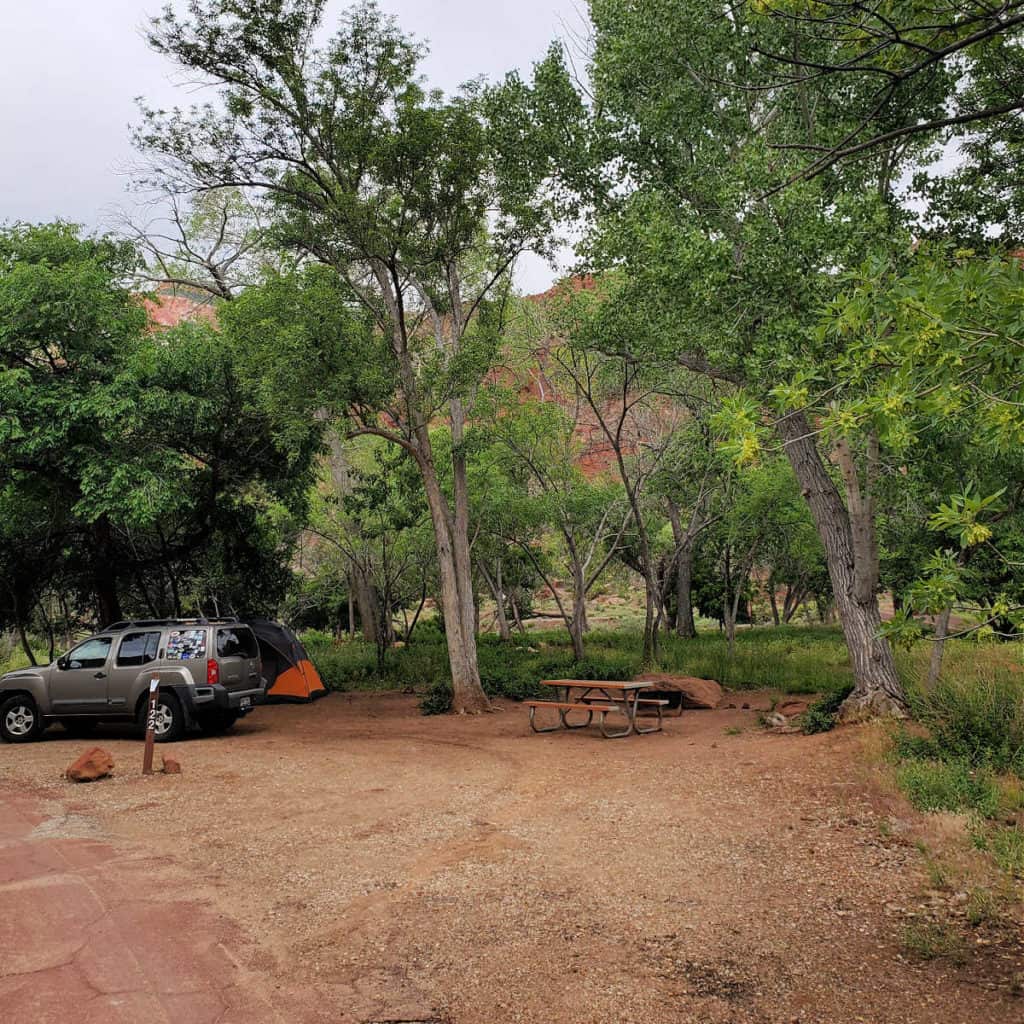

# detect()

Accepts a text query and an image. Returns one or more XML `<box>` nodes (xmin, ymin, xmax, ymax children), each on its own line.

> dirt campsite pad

<box><xmin>1</xmin><ymin>694</ymin><xmax>1021</xmax><ymax>1024</ymax></box>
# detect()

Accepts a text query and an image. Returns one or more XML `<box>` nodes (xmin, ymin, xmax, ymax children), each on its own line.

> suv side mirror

<box><xmin>57</xmin><ymin>656</ymin><xmax>69</xmax><ymax>671</ymax></box>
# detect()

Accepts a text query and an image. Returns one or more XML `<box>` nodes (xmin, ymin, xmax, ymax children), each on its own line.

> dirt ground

<box><xmin>1</xmin><ymin>692</ymin><xmax>1021</xmax><ymax>1024</ymax></box>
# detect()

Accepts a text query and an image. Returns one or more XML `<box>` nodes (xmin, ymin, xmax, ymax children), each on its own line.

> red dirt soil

<box><xmin>1</xmin><ymin>693</ymin><xmax>1020</xmax><ymax>1023</ymax></box>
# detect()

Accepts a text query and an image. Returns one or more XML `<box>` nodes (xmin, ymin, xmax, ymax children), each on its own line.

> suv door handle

<box><xmin>94</xmin><ymin>672</ymin><xmax>107</xmax><ymax>679</ymax></box>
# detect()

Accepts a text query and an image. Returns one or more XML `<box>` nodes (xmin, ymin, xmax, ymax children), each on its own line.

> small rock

<box><xmin>741</xmin><ymin>702</ymin><xmax>750</xmax><ymax>710</ymax></box>
<box><xmin>66</xmin><ymin>747</ymin><xmax>114</xmax><ymax>783</ymax></box>
<box><xmin>161</xmin><ymin>755</ymin><xmax>182</xmax><ymax>775</ymax></box>
<box><xmin>776</xmin><ymin>699</ymin><xmax>810</xmax><ymax>718</ymax></box>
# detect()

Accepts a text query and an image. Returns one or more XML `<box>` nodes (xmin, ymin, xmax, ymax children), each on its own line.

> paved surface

<box><xmin>0</xmin><ymin>786</ymin><xmax>332</xmax><ymax>1023</ymax></box>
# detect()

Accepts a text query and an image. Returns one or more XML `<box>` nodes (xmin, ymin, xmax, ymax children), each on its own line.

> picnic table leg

<box><xmin>559</xmin><ymin>706</ymin><xmax>595</xmax><ymax>730</ymax></box>
<box><xmin>597</xmin><ymin>688</ymin><xmax>633</xmax><ymax>739</ymax></box>
<box><xmin>529</xmin><ymin>705</ymin><xmax>564</xmax><ymax>733</ymax></box>
<box><xmin>634</xmin><ymin>694</ymin><xmax>664</xmax><ymax>735</ymax></box>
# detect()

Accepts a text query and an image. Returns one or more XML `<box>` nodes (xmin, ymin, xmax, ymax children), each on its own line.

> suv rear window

<box><xmin>116</xmin><ymin>631</ymin><xmax>161</xmax><ymax>667</ymax></box>
<box><xmin>216</xmin><ymin>627</ymin><xmax>257</xmax><ymax>659</ymax></box>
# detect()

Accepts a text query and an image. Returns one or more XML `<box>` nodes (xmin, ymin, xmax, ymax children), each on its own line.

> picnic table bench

<box><xmin>525</xmin><ymin>680</ymin><xmax>670</xmax><ymax>738</ymax></box>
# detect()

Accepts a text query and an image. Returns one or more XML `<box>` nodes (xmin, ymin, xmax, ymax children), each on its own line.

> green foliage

<box><xmin>659</xmin><ymin>626</ymin><xmax>852</xmax><ymax>694</ymax></box>
<box><xmin>908</xmin><ymin>671</ymin><xmax>1024</xmax><ymax>774</ymax></box>
<box><xmin>895</xmin><ymin>757</ymin><xmax>1000</xmax><ymax>817</ymax></box>
<box><xmin>801</xmin><ymin>684</ymin><xmax>855</xmax><ymax>735</ymax></box>
<box><xmin>0</xmin><ymin>222</ymin><xmax>321</xmax><ymax>629</ymax></box>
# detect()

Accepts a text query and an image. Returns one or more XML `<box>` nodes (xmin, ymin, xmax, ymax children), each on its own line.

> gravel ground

<box><xmin>1</xmin><ymin>691</ymin><xmax>1021</xmax><ymax>1023</ymax></box>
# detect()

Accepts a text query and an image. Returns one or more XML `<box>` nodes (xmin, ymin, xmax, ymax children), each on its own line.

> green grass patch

<box><xmin>895</xmin><ymin>757</ymin><xmax>1000</xmax><ymax>817</ymax></box>
<box><xmin>302</xmin><ymin>623</ymin><xmax>856</xmax><ymax>714</ymax></box>
<box><xmin>901</xmin><ymin>920</ymin><xmax>967</xmax><ymax>964</ymax></box>
<box><xmin>654</xmin><ymin>625</ymin><xmax>851</xmax><ymax>695</ymax></box>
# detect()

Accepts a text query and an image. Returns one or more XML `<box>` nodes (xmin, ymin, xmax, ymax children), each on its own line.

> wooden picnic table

<box><xmin>525</xmin><ymin>680</ymin><xmax>669</xmax><ymax>738</ymax></box>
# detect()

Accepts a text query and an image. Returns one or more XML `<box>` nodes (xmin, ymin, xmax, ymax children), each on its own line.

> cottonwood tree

<box><xmin>740</xmin><ymin>0</ymin><xmax>1024</xmax><ymax>191</ymax></box>
<box><xmin>523</xmin><ymin>0</ymin><xmax>980</xmax><ymax>715</ymax></box>
<box><xmin>648</xmin><ymin>404</ymin><xmax>727</xmax><ymax>637</ymax></box>
<box><xmin>539</xmin><ymin>281</ymin><xmax>685</xmax><ymax>664</ymax></box>
<box><xmin>476</xmin><ymin>391</ymin><xmax>632</xmax><ymax>658</ymax></box>
<box><xmin>115</xmin><ymin>186</ymin><xmax>270</xmax><ymax>301</ymax></box>
<box><xmin>137</xmin><ymin>1</ymin><xmax>563</xmax><ymax>711</ymax></box>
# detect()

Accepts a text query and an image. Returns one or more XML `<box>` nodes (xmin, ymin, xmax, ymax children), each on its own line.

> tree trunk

<box><xmin>569</xmin><ymin>562</ymin><xmax>587</xmax><ymax>661</ymax></box>
<box><xmin>18</xmin><ymin>623</ymin><xmax>36</xmax><ymax>666</ymax></box>
<box><xmin>373</xmin><ymin>262</ymin><xmax>488</xmax><ymax>714</ymax></box>
<box><xmin>926</xmin><ymin>607</ymin><xmax>951</xmax><ymax>691</ymax></box>
<box><xmin>769</xmin><ymin>584</ymin><xmax>781</xmax><ymax>627</ymax></box>
<box><xmin>419</xmin><ymin>459</ymin><xmax>489</xmax><ymax>713</ymax></box>
<box><xmin>777</xmin><ymin>411</ymin><xmax>906</xmax><ymax>718</ymax></box>
<box><xmin>667</xmin><ymin>501</ymin><xmax>698</xmax><ymax>638</ymax></box>
<box><xmin>479</xmin><ymin>560</ymin><xmax>512</xmax><ymax>641</ymax></box>
<box><xmin>352</xmin><ymin>566</ymin><xmax>381</xmax><ymax>646</ymax></box>
<box><xmin>93</xmin><ymin>517</ymin><xmax>122</xmax><ymax>626</ymax></box>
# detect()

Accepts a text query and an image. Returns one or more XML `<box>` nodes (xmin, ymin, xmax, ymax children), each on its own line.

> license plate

<box><xmin>239</xmin><ymin>697</ymin><xmax>252</xmax><ymax>709</ymax></box>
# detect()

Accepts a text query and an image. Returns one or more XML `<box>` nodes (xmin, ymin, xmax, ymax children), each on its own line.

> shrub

<box><xmin>907</xmin><ymin>667</ymin><xmax>1024</xmax><ymax>773</ymax></box>
<box><xmin>801</xmin><ymin>684</ymin><xmax>855</xmax><ymax>734</ymax></box>
<box><xmin>895</xmin><ymin>757</ymin><xmax>1000</xmax><ymax>817</ymax></box>
<box><xmin>418</xmin><ymin>679</ymin><xmax>452</xmax><ymax>716</ymax></box>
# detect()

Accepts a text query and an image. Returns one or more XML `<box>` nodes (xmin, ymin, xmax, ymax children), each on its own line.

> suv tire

<box><xmin>196</xmin><ymin>710</ymin><xmax>239</xmax><ymax>735</ymax></box>
<box><xmin>138</xmin><ymin>691</ymin><xmax>185</xmax><ymax>743</ymax></box>
<box><xmin>1</xmin><ymin>695</ymin><xmax>43</xmax><ymax>743</ymax></box>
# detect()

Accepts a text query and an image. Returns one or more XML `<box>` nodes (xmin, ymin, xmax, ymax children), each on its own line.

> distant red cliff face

<box><xmin>142</xmin><ymin>285</ymin><xmax>218</xmax><ymax>329</ymax></box>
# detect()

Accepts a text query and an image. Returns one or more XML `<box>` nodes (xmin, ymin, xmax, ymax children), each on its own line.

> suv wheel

<box><xmin>138</xmin><ymin>692</ymin><xmax>185</xmax><ymax>743</ymax></box>
<box><xmin>196</xmin><ymin>710</ymin><xmax>239</xmax><ymax>735</ymax></box>
<box><xmin>1</xmin><ymin>695</ymin><xmax>43</xmax><ymax>743</ymax></box>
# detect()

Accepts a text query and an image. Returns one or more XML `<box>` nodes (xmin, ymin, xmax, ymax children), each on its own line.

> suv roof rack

<box><xmin>101</xmin><ymin>616</ymin><xmax>240</xmax><ymax>631</ymax></box>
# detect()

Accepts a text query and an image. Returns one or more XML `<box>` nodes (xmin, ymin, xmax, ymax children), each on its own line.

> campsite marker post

<box><xmin>142</xmin><ymin>678</ymin><xmax>160</xmax><ymax>775</ymax></box>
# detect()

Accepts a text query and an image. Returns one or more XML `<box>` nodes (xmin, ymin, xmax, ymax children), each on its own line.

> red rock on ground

<box><xmin>65</xmin><ymin>748</ymin><xmax>114</xmax><ymax>783</ymax></box>
<box><xmin>634</xmin><ymin>673</ymin><xmax>723</xmax><ymax>709</ymax></box>
<box><xmin>161</xmin><ymin>756</ymin><xmax>182</xmax><ymax>775</ymax></box>
<box><xmin>776</xmin><ymin>699</ymin><xmax>811</xmax><ymax>718</ymax></box>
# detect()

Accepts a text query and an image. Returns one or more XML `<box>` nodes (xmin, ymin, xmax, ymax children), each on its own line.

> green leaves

<box><xmin>929</xmin><ymin>487</ymin><xmax>1005</xmax><ymax>550</ymax></box>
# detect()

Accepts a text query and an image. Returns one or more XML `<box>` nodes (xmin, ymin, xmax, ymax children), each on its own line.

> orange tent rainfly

<box><xmin>248</xmin><ymin>619</ymin><xmax>328</xmax><ymax>702</ymax></box>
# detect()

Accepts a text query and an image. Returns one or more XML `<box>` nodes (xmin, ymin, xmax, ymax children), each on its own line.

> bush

<box><xmin>801</xmin><ymin>684</ymin><xmax>855</xmax><ymax>734</ymax></box>
<box><xmin>908</xmin><ymin>669</ymin><xmax>1024</xmax><ymax>773</ymax></box>
<box><xmin>418</xmin><ymin>680</ymin><xmax>452</xmax><ymax>716</ymax></box>
<box><xmin>895</xmin><ymin>757</ymin><xmax>1000</xmax><ymax>817</ymax></box>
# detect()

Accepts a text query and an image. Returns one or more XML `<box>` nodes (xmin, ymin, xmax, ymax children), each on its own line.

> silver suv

<box><xmin>0</xmin><ymin>618</ymin><xmax>265</xmax><ymax>743</ymax></box>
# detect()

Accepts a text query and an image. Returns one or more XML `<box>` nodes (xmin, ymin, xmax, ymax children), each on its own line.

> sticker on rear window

<box><xmin>166</xmin><ymin>629</ymin><xmax>207</xmax><ymax>660</ymax></box>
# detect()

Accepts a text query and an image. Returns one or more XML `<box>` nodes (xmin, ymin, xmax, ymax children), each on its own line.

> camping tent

<box><xmin>248</xmin><ymin>619</ymin><xmax>328</xmax><ymax>702</ymax></box>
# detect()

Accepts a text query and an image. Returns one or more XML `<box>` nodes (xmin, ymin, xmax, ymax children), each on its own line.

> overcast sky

<box><xmin>0</xmin><ymin>0</ymin><xmax>583</xmax><ymax>292</ymax></box>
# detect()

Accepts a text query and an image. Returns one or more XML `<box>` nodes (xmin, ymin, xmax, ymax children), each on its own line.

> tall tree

<box><xmin>137</xmin><ymin>0</ymin><xmax>562</xmax><ymax>712</ymax></box>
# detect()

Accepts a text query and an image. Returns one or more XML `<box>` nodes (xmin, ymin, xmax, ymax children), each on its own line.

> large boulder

<box><xmin>65</xmin><ymin>747</ymin><xmax>114</xmax><ymax>783</ymax></box>
<box><xmin>634</xmin><ymin>674</ymin><xmax>723</xmax><ymax>709</ymax></box>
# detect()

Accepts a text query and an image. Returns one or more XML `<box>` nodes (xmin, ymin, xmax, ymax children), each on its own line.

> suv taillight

<box><xmin>206</xmin><ymin>659</ymin><xmax>219</xmax><ymax>686</ymax></box>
